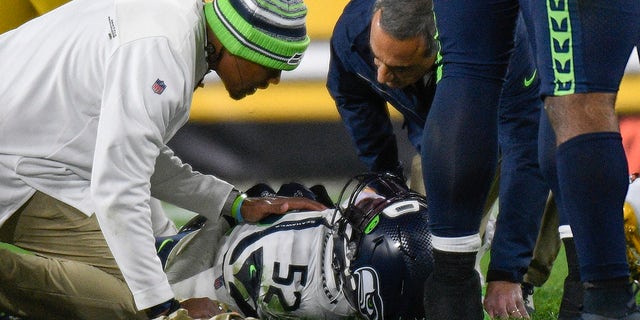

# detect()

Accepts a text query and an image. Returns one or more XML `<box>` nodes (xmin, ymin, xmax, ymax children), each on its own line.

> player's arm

<box><xmin>91</xmin><ymin>37</ymin><xmax>215</xmax><ymax>318</ymax></box>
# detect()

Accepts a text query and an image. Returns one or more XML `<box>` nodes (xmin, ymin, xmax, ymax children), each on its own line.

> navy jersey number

<box><xmin>263</xmin><ymin>262</ymin><xmax>309</xmax><ymax>311</ymax></box>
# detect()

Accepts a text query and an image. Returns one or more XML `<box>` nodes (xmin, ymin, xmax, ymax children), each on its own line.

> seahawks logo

<box><xmin>354</xmin><ymin>267</ymin><xmax>383</xmax><ymax>320</ymax></box>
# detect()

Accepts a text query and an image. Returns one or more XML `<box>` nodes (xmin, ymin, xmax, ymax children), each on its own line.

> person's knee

<box><xmin>0</xmin><ymin>248</ymin><xmax>144</xmax><ymax>320</ymax></box>
<box><xmin>544</xmin><ymin>93</ymin><xmax>619</xmax><ymax>144</ymax></box>
<box><xmin>0</xmin><ymin>247</ymin><xmax>31</xmax><ymax>281</ymax></box>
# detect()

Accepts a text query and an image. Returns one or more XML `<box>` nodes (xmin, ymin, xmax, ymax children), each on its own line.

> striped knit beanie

<box><xmin>204</xmin><ymin>0</ymin><xmax>310</xmax><ymax>71</ymax></box>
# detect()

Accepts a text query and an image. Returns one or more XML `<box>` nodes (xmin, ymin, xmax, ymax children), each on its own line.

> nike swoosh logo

<box><xmin>524</xmin><ymin>69</ymin><xmax>537</xmax><ymax>87</ymax></box>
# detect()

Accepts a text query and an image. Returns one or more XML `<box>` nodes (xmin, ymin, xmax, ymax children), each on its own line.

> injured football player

<box><xmin>156</xmin><ymin>173</ymin><xmax>433</xmax><ymax>320</ymax></box>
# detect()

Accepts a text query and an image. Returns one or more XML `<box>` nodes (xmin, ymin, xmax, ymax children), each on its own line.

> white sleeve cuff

<box><xmin>431</xmin><ymin>234</ymin><xmax>482</xmax><ymax>253</ymax></box>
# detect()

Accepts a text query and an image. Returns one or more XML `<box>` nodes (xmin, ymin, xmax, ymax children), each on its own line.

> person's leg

<box><xmin>552</xmin><ymin>99</ymin><xmax>632</xmax><ymax>319</ymax></box>
<box><xmin>526</xmin><ymin>0</ymin><xmax>640</xmax><ymax>317</ymax></box>
<box><xmin>484</xmin><ymin>15</ymin><xmax>550</xmax><ymax>318</ymax></box>
<box><xmin>423</xmin><ymin>0</ymin><xmax>519</xmax><ymax>318</ymax></box>
<box><xmin>0</xmin><ymin>248</ymin><xmax>143</xmax><ymax>320</ymax></box>
<box><xmin>536</xmin><ymin>102</ymin><xmax>584</xmax><ymax>319</ymax></box>
<box><xmin>0</xmin><ymin>191</ymin><xmax>145</xmax><ymax>319</ymax></box>
<box><xmin>559</xmin><ymin>230</ymin><xmax>584</xmax><ymax>320</ymax></box>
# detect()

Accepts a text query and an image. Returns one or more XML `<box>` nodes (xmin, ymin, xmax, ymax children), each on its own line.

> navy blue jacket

<box><xmin>327</xmin><ymin>0</ymin><xmax>549</xmax><ymax>283</ymax></box>
<box><xmin>327</xmin><ymin>0</ymin><xmax>538</xmax><ymax>177</ymax></box>
<box><xmin>327</xmin><ymin>0</ymin><xmax>434</xmax><ymax>176</ymax></box>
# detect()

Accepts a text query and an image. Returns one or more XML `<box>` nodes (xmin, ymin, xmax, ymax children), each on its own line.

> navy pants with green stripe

<box><xmin>424</xmin><ymin>0</ymin><xmax>640</xmax><ymax>284</ymax></box>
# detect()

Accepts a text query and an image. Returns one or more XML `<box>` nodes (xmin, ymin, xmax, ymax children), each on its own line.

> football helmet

<box><xmin>332</xmin><ymin>172</ymin><xmax>433</xmax><ymax>320</ymax></box>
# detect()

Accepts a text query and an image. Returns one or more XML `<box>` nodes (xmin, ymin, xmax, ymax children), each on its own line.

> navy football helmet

<box><xmin>332</xmin><ymin>173</ymin><xmax>433</xmax><ymax>320</ymax></box>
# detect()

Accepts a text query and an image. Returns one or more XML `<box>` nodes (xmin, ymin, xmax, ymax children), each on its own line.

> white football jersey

<box><xmin>168</xmin><ymin>209</ymin><xmax>356</xmax><ymax>319</ymax></box>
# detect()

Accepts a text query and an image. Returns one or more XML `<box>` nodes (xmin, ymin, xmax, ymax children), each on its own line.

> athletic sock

<box><xmin>564</xmin><ymin>237</ymin><xmax>581</xmax><ymax>283</ymax></box>
<box><xmin>424</xmin><ymin>249</ymin><xmax>483</xmax><ymax>320</ymax></box>
<box><xmin>556</xmin><ymin>132</ymin><xmax>629</xmax><ymax>281</ymax></box>
<box><xmin>583</xmin><ymin>278</ymin><xmax>638</xmax><ymax>318</ymax></box>
<box><xmin>559</xmin><ymin>237</ymin><xmax>583</xmax><ymax>320</ymax></box>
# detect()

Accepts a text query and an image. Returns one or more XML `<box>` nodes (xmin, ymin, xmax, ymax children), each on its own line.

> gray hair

<box><xmin>373</xmin><ymin>0</ymin><xmax>438</xmax><ymax>58</ymax></box>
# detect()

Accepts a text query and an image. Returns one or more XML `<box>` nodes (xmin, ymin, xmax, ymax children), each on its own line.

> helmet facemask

<box><xmin>331</xmin><ymin>173</ymin><xmax>434</xmax><ymax>320</ymax></box>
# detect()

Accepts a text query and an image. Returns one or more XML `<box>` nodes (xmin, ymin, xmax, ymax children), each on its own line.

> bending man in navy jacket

<box><xmin>326</xmin><ymin>0</ymin><xmax>549</xmax><ymax>316</ymax></box>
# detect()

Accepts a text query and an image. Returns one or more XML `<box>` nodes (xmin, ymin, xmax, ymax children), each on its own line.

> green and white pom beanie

<box><xmin>204</xmin><ymin>0</ymin><xmax>310</xmax><ymax>71</ymax></box>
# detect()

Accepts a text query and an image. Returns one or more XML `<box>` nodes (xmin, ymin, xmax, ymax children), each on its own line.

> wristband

<box><xmin>231</xmin><ymin>193</ymin><xmax>247</xmax><ymax>223</ymax></box>
<box><xmin>221</xmin><ymin>189</ymin><xmax>241</xmax><ymax>217</ymax></box>
<box><xmin>145</xmin><ymin>298</ymin><xmax>181</xmax><ymax>318</ymax></box>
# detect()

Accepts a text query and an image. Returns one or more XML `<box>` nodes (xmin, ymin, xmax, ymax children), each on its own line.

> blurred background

<box><xmin>1</xmin><ymin>0</ymin><xmax>639</xmax><ymax>195</ymax></box>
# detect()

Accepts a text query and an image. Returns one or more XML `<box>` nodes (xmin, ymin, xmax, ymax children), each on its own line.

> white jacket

<box><xmin>0</xmin><ymin>0</ymin><xmax>232</xmax><ymax>310</ymax></box>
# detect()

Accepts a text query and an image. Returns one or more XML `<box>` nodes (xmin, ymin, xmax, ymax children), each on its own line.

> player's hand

<box><xmin>240</xmin><ymin>196</ymin><xmax>327</xmax><ymax>222</ymax></box>
<box><xmin>179</xmin><ymin>297</ymin><xmax>231</xmax><ymax>318</ymax></box>
<box><xmin>483</xmin><ymin>281</ymin><xmax>529</xmax><ymax>319</ymax></box>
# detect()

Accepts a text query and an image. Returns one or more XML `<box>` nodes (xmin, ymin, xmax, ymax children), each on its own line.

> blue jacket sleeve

<box><xmin>326</xmin><ymin>39</ymin><xmax>403</xmax><ymax>176</ymax></box>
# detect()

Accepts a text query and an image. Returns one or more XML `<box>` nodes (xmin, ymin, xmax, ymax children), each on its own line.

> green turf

<box><xmin>480</xmin><ymin>246</ymin><xmax>566</xmax><ymax>320</ymax></box>
<box><xmin>162</xmin><ymin>202</ymin><xmax>198</xmax><ymax>229</ymax></box>
<box><xmin>0</xmin><ymin>242</ymin><xmax>34</xmax><ymax>255</ymax></box>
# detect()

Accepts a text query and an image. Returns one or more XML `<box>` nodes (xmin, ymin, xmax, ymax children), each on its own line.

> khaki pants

<box><xmin>0</xmin><ymin>191</ymin><xmax>145</xmax><ymax>319</ymax></box>
<box><xmin>523</xmin><ymin>194</ymin><xmax>562</xmax><ymax>287</ymax></box>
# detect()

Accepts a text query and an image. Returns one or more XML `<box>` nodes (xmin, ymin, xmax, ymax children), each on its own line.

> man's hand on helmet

<box><xmin>240</xmin><ymin>196</ymin><xmax>327</xmax><ymax>222</ymax></box>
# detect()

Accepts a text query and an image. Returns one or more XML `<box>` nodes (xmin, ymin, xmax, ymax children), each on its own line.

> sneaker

<box><xmin>425</xmin><ymin>250</ymin><xmax>484</xmax><ymax>320</ymax></box>
<box><xmin>521</xmin><ymin>282</ymin><xmax>536</xmax><ymax>316</ymax></box>
<box><xmin>559</xmin><ymin>278</ymin><xmax>584</xmax><ymax>320</ymax></box>
<box><xmin>582</xmin><ymin>313</ymin><xmax>640</xmax><ymax>320</ymax></box>
<box><xmin>581</xmin><ymin>280</ymin><xmax>640</xmax><ymax>319</ymax></box>
<box><xmin>424</xmin><ymin>269</ymin><xmax>484</xmax><ymax>320</ymax></box>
